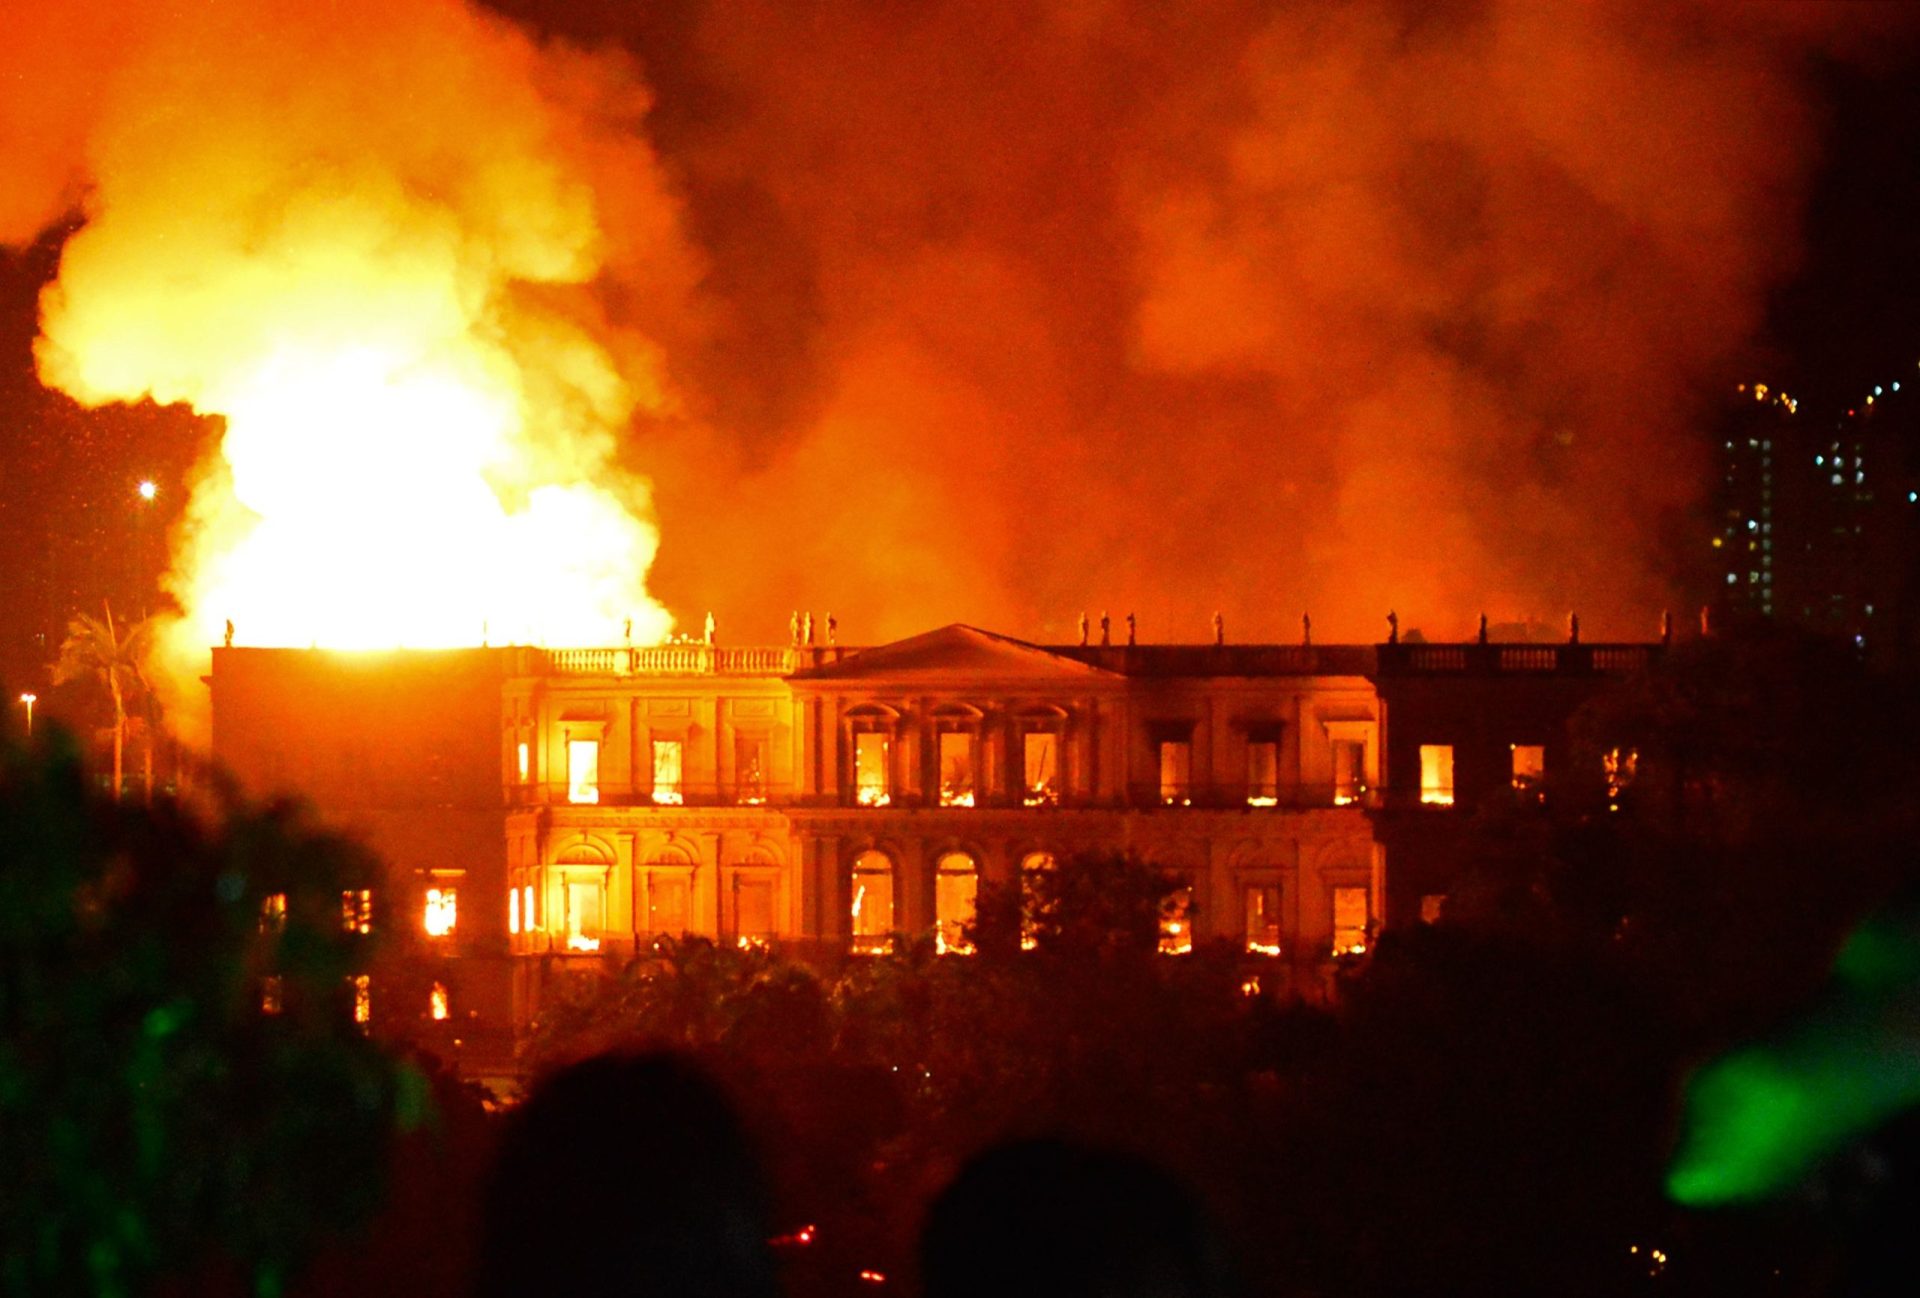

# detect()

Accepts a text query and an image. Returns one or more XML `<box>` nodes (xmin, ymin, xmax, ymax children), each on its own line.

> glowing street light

<box><xmin>136</xmin><ymin>480</ymin><xmax>157</xmax><ymax>502</ymax></box>
<box><xmin>18</xmin><ymin>692</ymin><xmax>35</xmax><ymax>737</ymax></box>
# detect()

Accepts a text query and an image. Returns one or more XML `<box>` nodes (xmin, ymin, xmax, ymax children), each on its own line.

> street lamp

<box><xmin>19</xmin><ymin>693</ymin><xmax>35</xmax><ymax>738</ymax></box>
<box><xmin>134</xmin><ymin>480</ymin><xmax>159</xmax><ymax>617</ymax></box>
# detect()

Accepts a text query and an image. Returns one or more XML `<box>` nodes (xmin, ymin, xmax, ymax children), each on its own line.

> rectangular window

<box><xmin>1419</xmin><ymin>744</ymin><xmax>1455</xmax><ymax>805</ymax></box>
<box><xmin>516</xmin><ymin>739</ymin><xmax>529</xmax><ymax>783</ymax></box>
<box><xmin>1022</xmin><ymin>731</ymin><xmax>1059</xmax><ymax>806</ymax></box>
<box><xmin>851</xmin><ymin>863</ymin><xmax>894</xmax><ymax>954</ymax></box>
<box><xmin>938</xmin><ymin>731</ymin><xmax>975</xmax><ymax>806</ymax></box>
<box><xmin>1158</xmin><ymin>740</ymin><xmax>1191</xmax><ymax>806</ymax></box>
<box><xmin>567</xmin><ymin>739</ymin><xmax>600</xmax><ymax>805</ymax></box>
<box><xmin>732</xmin><ymin>877</ymin><xmax>775</xmax><ymax>947</ymax></box>
<box><xmin>429</xmin><ymin>982</ymin><xmax>450</xmax><ymax>1021</ymax></box>
<box><xmin>261</xmin><ymin>975</ymin><xmax>283</xmax><ymax>1016</ymax></box>
<box><xmin>565</xmin><ymin>880</ymin><xmax>603</xmax><ymax>952</ymax></box>
<box><xmin>1244</xmin><ymin>883</ymin><xmax>1282</xmax><ymax>955</ymax></box>
<box><xmin>646</xmin><ymin>873</ymin><xmax>690</xmax><ymax>936</ymax></box>
<box><xmin>424</xmin><ymin>886</ymin><xmax>457</xmax><ymax>938</ymax></box>
<box><xmin>351</xmin><ymin>974</ymin><xmax>372</xmax><ymax>1030</ymax></box>
<box><xmin>341</xmin><ymin>889</ymin><xmax>372</xmax><ymax>935</ymax></box>
<box><xmin>260</xmin><ymin>892</ymin><xmax>287</xmax><ymax>933</ymax></box>
<box><xmin>735</xmin><ymin>734</ymin><xmax>768</xmax><ymax>805</ymax></box>
<box><xmin>1332</xmin><ymin>739</ymin><xmax>1366</xmax><ymax>805</ymax></box>
<box><xmin>935</xmin><ymin>860</ymin><xmax>978</xmax><ymax>955</ymax></box>
<box><xmin>1158</xmin><ymin>887</ymin><xmax>1194</xmax><ymax>954</ymax></box>
<box><xmin>1420</xmin><ymin>893</ymin><xmax>1447</xmax><ymax>924</ymax></box>
<box><xmin>1510</xmin><ymin>744</ymin><xmax>1545</xmax><ymax>793</ymax></box>
<box><xmin>509</xmin><ymin>885</ymin><xmax>520</xmax><ymax>935</ymax></box>
<box><xmin>651</xmin><ymin>738</ymin><xmax>684</xmax><ymax>805</ymax></box>
<box><xmin>1246</xmin><ymin>740</ymin><xmax>1279</xmax><ymax>806</ymax></box>
<box><xmin>1332</xmin><ymin>886</ymin><xmax>1369</xmax><ymax>955</ymax></box>
<box><xmin>524</xmin><ymin>882</ymin><xmax>536</xmax><ymax>931</ymax></box>
<box><xmin>854</xmin><ymin>732</ymin><xmax>890</xmax><ymax>806</ymax></box>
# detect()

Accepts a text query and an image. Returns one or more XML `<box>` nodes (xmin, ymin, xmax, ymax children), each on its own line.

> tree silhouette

<box><xmin>0</xmin><ymin>724</ymin><xmax>429</xmax><ymax>1297</ymax></box>
<box><xmin>52</xmin><ymin>601</ymin><xmax>154</xmax><ymax>801</ymax></box>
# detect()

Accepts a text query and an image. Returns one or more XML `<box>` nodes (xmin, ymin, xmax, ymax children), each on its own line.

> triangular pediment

<box><xmin>792</xmin><ymin>625</ymin><xmax>1118</xmax><ymax>682</ymax></box>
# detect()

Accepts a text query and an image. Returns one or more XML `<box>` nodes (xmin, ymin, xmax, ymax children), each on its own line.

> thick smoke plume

<box><xmin>2</xmin><ymin>0</ymin><xmax>697</xmax><ymax>723</ymax></box>
<box><xmin>3</xmin><ymin>0</ymin><xmax>1908</xmax><ymax>675</ymax></box>
<box><xmin>599</xmin><ymin>0</ymin><xmax>1893</xmax><ymax>644</ymax></box>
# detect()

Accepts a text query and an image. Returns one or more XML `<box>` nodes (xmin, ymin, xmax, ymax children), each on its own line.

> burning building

<box><xmin>208</xmin><ymin>620</ymin><xmax>1658</xmax><ymax>1066</ymax></box>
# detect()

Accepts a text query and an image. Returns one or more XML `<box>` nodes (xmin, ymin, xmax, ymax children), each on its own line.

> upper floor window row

<box><xmin>551</xmin><ymin>733</ymin><xmax>771</xmax><ymax>807</ymax></box>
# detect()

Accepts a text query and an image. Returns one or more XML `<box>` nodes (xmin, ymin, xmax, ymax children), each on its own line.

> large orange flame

<box><xmin>13</xmin><ymin>0</ymin><xmax>684</xmax><ymax>705</ymax></box>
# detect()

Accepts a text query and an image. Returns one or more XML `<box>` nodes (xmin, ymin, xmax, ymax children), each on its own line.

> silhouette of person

<box><xmin>920</xmin><ymin>1139</ymin><xmax>1231</xmax><ymax>1298</ymax></box>
<box><xmin>474</xmin><ymin>1052</ymin><xmax>777</xmax><ymax>1298</ymax></box>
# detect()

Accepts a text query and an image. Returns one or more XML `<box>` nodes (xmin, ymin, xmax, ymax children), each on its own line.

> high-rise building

<box><xmin>1713</xmin><ymin>379</ymin><xmax>1920</xmax><ymax>659</ymax></box>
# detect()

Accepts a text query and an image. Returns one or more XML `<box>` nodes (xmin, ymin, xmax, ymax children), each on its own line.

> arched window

<box><xmin>934</xmin><ymin>851</ymin><xmax>978</xmax><ymax>954</ymax></box>
<box><xmin>555</xmin><ymin>840</ymin><xmax>611</xmax><ymax>953</ymax></box>
<box><xmin>1019</xmin><ymin>851</ymin><xmax>1056</xmax><ymax>951</ymax></box>
<box><xmin>850</xmin><ymin>850</ymin><xmax>895</xmax><ymax>955</ymax></box>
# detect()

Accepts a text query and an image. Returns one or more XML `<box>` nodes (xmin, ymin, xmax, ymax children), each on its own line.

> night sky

<box><xmin>2</xmin><ymin>3</ymin><xmax>1918</xmax><ymax>697</ymax></box>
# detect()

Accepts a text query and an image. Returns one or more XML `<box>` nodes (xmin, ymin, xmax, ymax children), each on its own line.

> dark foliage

<box><xmin>0</xmin><ymin>722</ymin><xmax>429</xmax><ymax>1297</ymax></box>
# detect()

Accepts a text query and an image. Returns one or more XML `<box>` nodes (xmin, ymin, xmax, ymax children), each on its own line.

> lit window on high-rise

<box><xmin>351</xmin><ymin>974</ymin><xmax>371</xmax><ymax>1030</ymax></box>
<box><xmin>516</xmin><ymin>740</ymin><xmax>529</xmax><ymax>783</ymax></box>
<box><xmin>429</xmin><ymin>982</ymin><xmax>449</xmax><ymax>1021</ymax></box>
<box><xmin>341</xmin><ymin>889</ymin><xmax>372</xmax><ymax>934</ymax></box>
<box><xmin>567</xmin><ymin>739</ymin><xmax>599</xmax><ymax>804</ymax></box>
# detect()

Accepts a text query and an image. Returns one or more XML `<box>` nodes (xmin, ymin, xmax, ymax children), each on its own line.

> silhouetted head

<box><xmin>475</xmin><ymin>1051</ymin><xmax>776</xmax><ymax>1298</ymax></box>
<box><xmin>920</xmin><ymin>1139</ymin><xmax>1230</xmax><ymax>1298</ymax></box>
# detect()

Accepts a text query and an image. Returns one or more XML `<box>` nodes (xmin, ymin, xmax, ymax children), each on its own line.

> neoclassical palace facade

<box><xmin>208</xmin><ymin>623</ymin><xmax>1658</xmax><ymax>1063</ymax></box>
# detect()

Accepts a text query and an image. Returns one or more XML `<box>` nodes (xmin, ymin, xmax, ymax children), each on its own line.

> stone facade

<box><xmin>207</xmin><ymin>623</ymin><xmax>1659</xmax><ymax>1063</ymax></box>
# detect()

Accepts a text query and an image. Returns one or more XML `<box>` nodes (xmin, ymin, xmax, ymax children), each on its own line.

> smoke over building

<box><xmin>3</xmin><ymin>1</ymin><xmax>1911</xmax><ymax>713</ymax></box>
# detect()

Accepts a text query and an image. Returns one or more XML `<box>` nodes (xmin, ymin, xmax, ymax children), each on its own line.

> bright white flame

<box><xmin>424</xmin><ymin>887</ymin><xmax>456</xmax><ymax>938</ymax></box>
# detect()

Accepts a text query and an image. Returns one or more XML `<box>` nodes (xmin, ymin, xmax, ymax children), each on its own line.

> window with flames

<box><xmin>424</xmin><ymin>886</ymin><xmax>456</xmax><ymax>938</ymax></box>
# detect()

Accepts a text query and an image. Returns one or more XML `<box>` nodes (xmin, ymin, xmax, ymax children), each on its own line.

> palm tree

<box><xmin>54</xmin><ymin>601</ymin><xmax>155</xmax><ymax>801</ymax></box>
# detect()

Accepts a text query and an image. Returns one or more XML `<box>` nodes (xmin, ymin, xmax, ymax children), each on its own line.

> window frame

<box><xmin>850</xmin><ymin>850</ymin><xmax>896</xmax><ymax>954</ymax></box>
<box><xmin>933</xmin><ymin>850</ymin><xmax>979</xmax><ymax>954</ymax></box>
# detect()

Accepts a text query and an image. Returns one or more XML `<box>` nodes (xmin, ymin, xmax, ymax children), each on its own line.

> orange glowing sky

<box><xmin>2</xmin><ymin>0</ymin><xmax>1914</xmax><ymax>686</ymax></box>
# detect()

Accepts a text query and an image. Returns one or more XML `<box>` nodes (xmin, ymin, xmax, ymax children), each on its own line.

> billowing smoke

<box><xmin>1</xmin><ymin>0</ymin><xmax>697</xmax><ymax>724</ymax></box>
<box><xmin>595</xmin><ymin>0</ymin><xmax>1900</xmax><ymax>644</ymax></box>
<box><xmin>3</xmin><ymin>0</ymin><xmax>1909</xmax><ymax>683</ymax></box>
